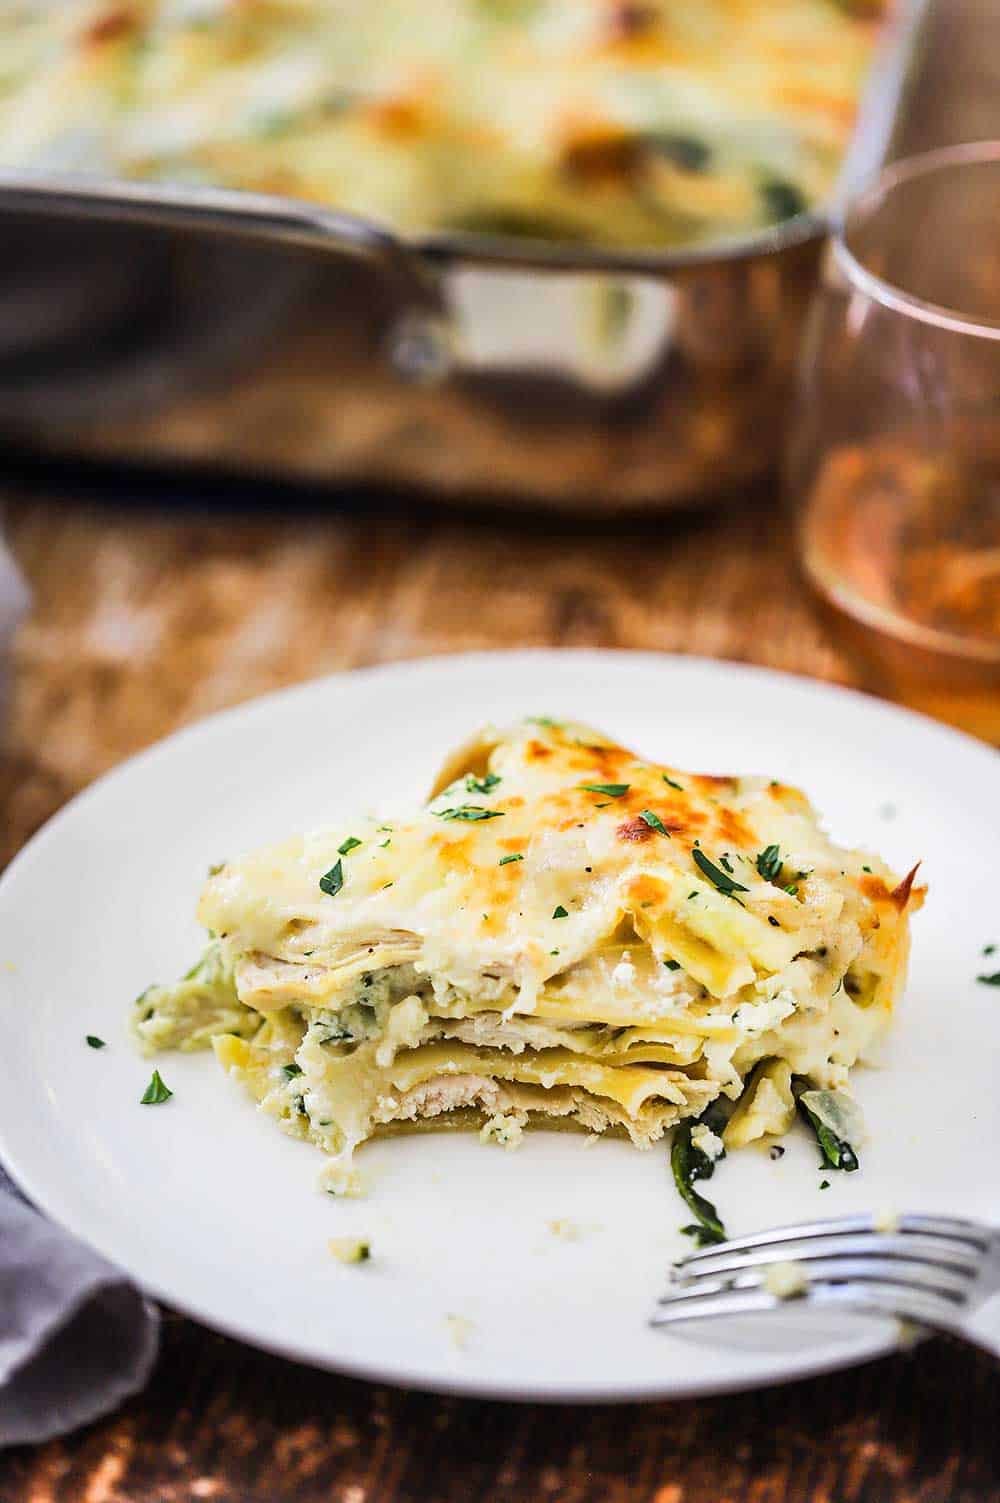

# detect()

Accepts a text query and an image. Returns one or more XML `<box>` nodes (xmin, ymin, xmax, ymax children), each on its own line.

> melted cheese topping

<box><xmin>134</xmin><ymin>716</ymin><xmax>922</xmax><ymax>1183</ymax></box>
<box><xmin>0</xmin><ymin>0</ymin><xmax>886</xmax><ymax>248</ymax></box>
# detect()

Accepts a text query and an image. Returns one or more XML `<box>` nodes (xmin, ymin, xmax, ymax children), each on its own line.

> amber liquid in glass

<box><xmin>800</xmin><ymin>432</ymin><xmax>1000</xmax><ymax>742</ymax></box>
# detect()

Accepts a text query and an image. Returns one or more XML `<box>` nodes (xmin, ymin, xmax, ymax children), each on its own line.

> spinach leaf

<box><xmin>646</xmin><ymin>133</ymin><xmax>711</xmax><ymax>173</ymax></box>
<box><xmin>760</xmin><ymin>177</ymin><xmax>807</xmax><ymax>223</ymax></box>
<box><xmin>671</xmin><ymin>1116</ymin><xmax>727</xmax><ymax>1246</ymax></box>
<box><xmin>797</xmin><ymin>1088</ymin><xmax>860</xmax><ymax>1172</ymax></box>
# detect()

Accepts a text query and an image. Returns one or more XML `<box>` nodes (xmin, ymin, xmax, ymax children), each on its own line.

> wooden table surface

<box><xmin>0</xmin><ymin>474</ymin><xmax>997</xmax><ymax>1503</ymax></box>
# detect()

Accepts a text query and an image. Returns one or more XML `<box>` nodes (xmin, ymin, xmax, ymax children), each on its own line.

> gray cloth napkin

<box><xmin>0</xmin><ymin>536</ymin><xmax>159</xmax><ymax>1447</ymax></box>
<box><xmin>0</xmin><ymin>1165</ymin><xmax>160</xmax><ymax>1447</ymax></box>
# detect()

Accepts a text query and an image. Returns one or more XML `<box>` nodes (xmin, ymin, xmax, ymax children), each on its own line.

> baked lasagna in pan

<box><xmin>1</xmin><ymin>0</ymin><xmax>887</xmax><ymax>248</ymax></box>
<box><xmin>134</xmin><ymin>717</ymin><xmax>922</xmax><ymax>1194</ymax></box>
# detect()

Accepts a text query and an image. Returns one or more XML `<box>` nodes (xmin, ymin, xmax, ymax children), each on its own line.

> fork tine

<box><xmin>663</xmin><ymin>1255</ymin><xmax>972</xmax><ymax>1303</ymax></box>
<box><xmin>651</xmin><ymin>1287</ymin><xmax>780</xmax><ymax>1326</ymax></box>
<box><xmin>675</xmin><ymin>1214</ymin><xmax>990</xmax><ymax>1270</ymax></box>
<box><xmin>672</xmin><ymin>1233</ymin><xmax>980</xmax><ymax>1282</ymax></box>
<box><xmin>651</xmin><ymin>1278</ymin><xmax>961</xmax><ymax>1333</ymax></box>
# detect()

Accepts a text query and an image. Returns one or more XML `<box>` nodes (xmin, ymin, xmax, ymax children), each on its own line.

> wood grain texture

<box><xmin>0</xmin><ymin>477</ymin><xmax>996</xmax><ymax>1503</ymax></box>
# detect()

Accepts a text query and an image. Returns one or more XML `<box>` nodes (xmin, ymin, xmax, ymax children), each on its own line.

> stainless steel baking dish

<box><xmin>0</xmin><ymin>2</ymin><xmax>930</xmax><ymax>513</ymax></box>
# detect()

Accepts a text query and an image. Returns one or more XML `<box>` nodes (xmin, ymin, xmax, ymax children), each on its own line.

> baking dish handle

<box><xmin>0</xmin><ymin>173</ymin><xmax>453</xmax><ymax>383</ymax></box>
<box><xmin>0</xmin><ymin>174</ymin><xmax>681</xmax><ymax>394</ymax></box>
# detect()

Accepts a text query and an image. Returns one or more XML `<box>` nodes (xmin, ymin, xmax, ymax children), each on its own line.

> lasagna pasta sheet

<box><xmin>134</xmin><ymin>717</ymin><xmax>922</xmax><ymax>1187</ymax></box>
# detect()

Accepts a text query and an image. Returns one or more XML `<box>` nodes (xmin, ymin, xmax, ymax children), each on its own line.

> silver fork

<box><xmin>653</xmin><ymin>1214</ymin><xmax>1000</xmax><ymax>1359</ymax></box>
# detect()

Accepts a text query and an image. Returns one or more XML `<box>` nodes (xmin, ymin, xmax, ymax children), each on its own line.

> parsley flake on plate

<box><xmin>86</xmin><ymin>1035</ymin><xmax>106</xmax><ymax>1049</ymax></box>
<box><xmin>140</xmin><ymin>1070</ymin><xmax>172</xmax><ymax>1105</ymax></box>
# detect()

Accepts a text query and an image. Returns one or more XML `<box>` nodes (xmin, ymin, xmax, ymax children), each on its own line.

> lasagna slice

<box><xmin>133</xmin><ymin>718</ymin><xmax>923</xmax><ymax>1191</ymax></box>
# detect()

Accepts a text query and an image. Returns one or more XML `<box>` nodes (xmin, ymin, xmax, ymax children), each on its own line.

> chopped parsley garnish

<box><xmin>662</xmin><ymin>775</ymin><xmax>683</xmax><ymax>792</ymax></box>
<box><xmin>140</xmin><ymin>1070</ymin><xmax>172</xmax><ymax>1105</ymax></box>
<box><xmin>984</xmin><ymin>943</ymin><xmax>997</xmax><ymax>956</ymax></box>
<box><xmin>466</xmin><ymin>772</ymin><xmax>501</xmax><ymax>795</ymax></box>
<box><xmin>550</xmin><ymin>949</ymin><xmax>560</xmax><ymax>956</ymax></box>
<box><xmin>755</xmin><ymin>844</ymin><xmax>782</xmax><ymax>882</ymax></box>
<box><xmin>319</xmin><ymin>860</ymin><xmax>344</xmax><ymax>897</ymax></box>
<box><xmin>663</xmin><ymin>959</ymin><xmax>681</xmax><ymax>971</ymax></box>
<box><xmin>977</xmin><ymin>971</ymin><xmax>1000</xmax><ymax>986</ymax></box>
<box><xmin>687</xmin><ymin>891</ymin><xmax>698</xmax><ymax>901</ymax></box>
<box><xmin>819</xmin><ymin>1180</ymin><xmax>831</xmax><ymax>1190</ymax></box>
<box><xmin>671</xmin><ymin>1114</ymin><xmax>727</xmax><ymax>1247</ymax></box>
<box><xmin>798</xmin><ymin>1095</ymin><xmax>859</xmax><ymax>1172</ymax></box>
<box><xmin>282</xmin><ymin>1063</ymin><xmax>303</xmax><ymax>1080</ymax></box>
<box><xmin>499</xmin><ymin>853</ymin><xmax>523</xmax><ymax>866</ymax></box>
<box><xmin>580</xmin><ymin>783</ymin><xmax>630</xmax><ymax>798</ymax></box>
<box><xmin>692</xmin><ymin>848</ymin><xmax>748</xmax><ymax>901</ymax></box>
<box><xmin>379</xmin><ymin>839</ymin><xmax>391</xmax><ymax>849</ymax></box>
<box><xmin>784</xmin><ymin>884</ymin><xmax>799</xmax><ymax>897</ymax></box>
<box><xmin>207</xmin><ymin>862</ymin><xmax>226</xmax><ymax>877</ymax></box>
<box><xmin>862</xmin><ymin>865</ymin><xmax>872</xmax><ymax>874</ymax></box>
<box><xmin>552</xmin><ymin>905</ymin><xmax>569</xmax><ymax>919</ymax></box>
<box><xmin>86</xmin><ymin>1035</ymin><xmax>106</xmax><ymax>1049</ymax></box>
<box><xmin>719</xmin><ymin>854</ymin><xmax>734</xmax><ymax>874</ymax></box>
<box><xmin>639</xmin><ymin>809</ymin><xmax>669</xmax><ymax>836</ymax></box>
<box><xmin>338</xmin><ymin>837</ymin><xmax>362</xmax><ymax>856</ymax></box>
<box><xmin>436</xmin><ymin>805</ymin><xmax>505</xmax><ymax>822</ymax></box>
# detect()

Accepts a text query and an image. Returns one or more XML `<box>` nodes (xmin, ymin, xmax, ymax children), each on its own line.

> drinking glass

<box><xmin>788</xmin><ymin>142</ymin><xmax>1000</xmax><ymax>742</ymax></box>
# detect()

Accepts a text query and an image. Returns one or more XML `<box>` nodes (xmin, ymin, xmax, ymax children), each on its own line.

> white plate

<box><xmin>0</xmin><ymin>650</ymin><xmax>997</xmax><ymax>1403</ymax></box>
